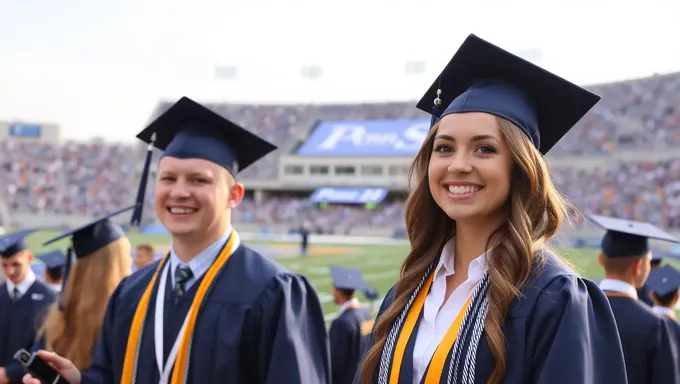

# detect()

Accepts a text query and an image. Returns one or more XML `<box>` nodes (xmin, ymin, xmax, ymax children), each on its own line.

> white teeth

<box><xmin>169</xmin><ymin>208</ymin><xmax>197</xmax><ymax>214</ymax></box>
<box><xmin>448</xmin><ymin>185</ymin><xmax>481</xmax><ymax>195</ymax></box>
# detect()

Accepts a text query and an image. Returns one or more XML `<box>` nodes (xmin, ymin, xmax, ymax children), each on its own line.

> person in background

<box><xmin>0</xmin><ymin>230</ymin><xmax>55</xmax><ymax>384</ymax></box>
<box><xmin>32</xmin><ymin>206</ymin><xmax>134</xmax><ymax>370</ymax></box>
<box><xmin>132</xmin><ymin>243</ymin><xmax>155</xmax><ymax>272</ymax></box>
<box><xmin>645</xmin><ymin>264</ymin><xmax>680</xmax><ymax>342</ymax></box>
<box><xmin>590</xmin><ymin>214</ymin><xmax>680</xmax><ymax>384</ymax></box>
<box><xmin>638</xmin><ymin>252</ymin><xmax>666</xmax><ymax>307</ymax></box>
<box><xmin>36</xmin><ymin>250</ymin><xmax>66</xmax><ymax>293</ymax></box>
<box><xmin>23</xmin><ymin>96</ymin><xmax>331</xmax><ymax>384</ymax></box>
<box><xmin>329</xmin><ymin>266</ymin><xmax>374</xmax><ymax>384</ymax></box>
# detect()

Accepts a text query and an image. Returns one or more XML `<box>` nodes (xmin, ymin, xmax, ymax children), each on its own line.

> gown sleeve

<box><xmin>526</xmin><ymin>275</ymin><xmax>628</xmax><ymax>384</ymax></box>
<box><xmin>646</xmin><ymin>315</ymin><xmax>680</xmax><ymax>382</ymax></box>
<box><xmin>80</xmin><ymin>277</ymin><xmax>128</xmax><ymax>384</ymax></box>
<box><xmin>352</xmin><ymin>285</ymin><xmax>395</xmax><ymax>384</ymax></box>
<box><xmin>253</xmin><ymin>272</ymin><xmax>331</xmax><ymax>384</ymax></box>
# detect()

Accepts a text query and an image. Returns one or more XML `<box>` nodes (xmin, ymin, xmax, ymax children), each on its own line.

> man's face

<box><xmin>133</xmin><ymin>249</ymin><xmax>154</xmax><ymax>269</ymax></box>
<box><xmin>0</xmin><ymin>251</ymin><xmax>32</xmax><ymax>284</ymax></box>
<box><xmin>154</xmin><ymin>157</ymin><xmax>244</xmax><ymax>237</ymax></box>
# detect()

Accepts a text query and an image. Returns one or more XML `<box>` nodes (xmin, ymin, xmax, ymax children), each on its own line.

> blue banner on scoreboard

<box><xmin>296</xmin><ymin>118</ymin><xmax>430</xmax><ymax>156</ymax></box>
<box><xmin>310</xmin><ymin>187</ymin><xmax>388</xmax><ymax>204</ymax></box>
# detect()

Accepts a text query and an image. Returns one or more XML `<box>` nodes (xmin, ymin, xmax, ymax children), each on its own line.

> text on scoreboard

<box><xmin>296</xmin><ymin>118</ymin><xmax>430</xmax><ymax>156</ymax></box>
<box><xmin>310</xmin><ymin>187</ymin><xmax>388</xmax><ymax>204</ymax></box>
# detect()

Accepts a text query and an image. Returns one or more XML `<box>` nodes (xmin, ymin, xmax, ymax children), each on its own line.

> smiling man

<box><xmin>23</xmin><ymin>97</ymin><xmax>331</xmax><ymax>384</ymax></box>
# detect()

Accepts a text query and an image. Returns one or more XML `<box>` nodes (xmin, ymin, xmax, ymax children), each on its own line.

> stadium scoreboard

<box><xmin>0</xmin><ymin>121</ymin><xmax>60</xmax><ymax>142</ymax></box>
<box><xmin>276</xmin><ymin>118</ymin><xmax>429</xmax><ymax>191</ymax></box>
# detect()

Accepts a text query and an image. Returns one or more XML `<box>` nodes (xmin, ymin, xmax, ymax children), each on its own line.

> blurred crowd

<box><xmin>1</xmin><ymin>72</ymin><xmax>679</xmax><ymax>229</ymax></box>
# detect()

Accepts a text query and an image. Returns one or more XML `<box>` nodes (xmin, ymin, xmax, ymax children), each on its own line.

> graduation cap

<box><xmin>646</xmin><ymin>265</ymin><xmax>680</xmax><ymax>297</ymax></box>
<box><xmin>330</xmin><ymin>265</ymin><xmax>367</xmax><ymax>291</ymax></box>
<box><xmin>588</xmin><ymin>214</ymin><xmax>680</xmax><ymax>258</ymax></box>
<box><xmin>0</xmin><ymin>229</ymin><xmax>38</xmax><ymax>258</ymax></box>
<box><xmin>43</xmin><ymin>205</ymin><xmax>136</xmax><ymax>309</ymax></box>
<box><xmin>416</xmin><ymin>34</ymin><xmax>600</xmax><ymax>155</ymax></box>
<box><xmin>36</xmin><ymin>250</ymin><xmax>67</xmax><ymax>271</ymax></box>
<box><xmin>129</xmin><ymin>96</ymin><xmax>278</xmax><ymax>226</ymax></box>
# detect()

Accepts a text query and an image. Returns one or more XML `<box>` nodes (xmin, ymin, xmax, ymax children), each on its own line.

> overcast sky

<box><xmin>0</xmin><ymin>0</ymin><xmax>678</xmax><ymax>142</ymax></box>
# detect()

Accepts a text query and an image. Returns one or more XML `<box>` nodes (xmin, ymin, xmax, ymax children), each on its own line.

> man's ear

<box><xmin>227</xmin><ymin>182</ymin><xmax>245</xmax><ymax>209</ymax></box>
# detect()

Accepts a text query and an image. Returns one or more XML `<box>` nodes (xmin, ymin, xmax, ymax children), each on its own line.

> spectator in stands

<box><xmin>132</xmin><ymin>243</ymin><xmax>155</xmax><ymax>272</ymax></box>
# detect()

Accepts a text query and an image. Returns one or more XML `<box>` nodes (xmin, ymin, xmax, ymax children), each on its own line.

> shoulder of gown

<box><xmin>233</xmin><ymin>244</ymin><xmax>333</xmax><ymax>384</ymax></box>
<box><xmin>517</xmin><ymin>249</ymin><xmax>628</xmax><ymax>383</ymax></box>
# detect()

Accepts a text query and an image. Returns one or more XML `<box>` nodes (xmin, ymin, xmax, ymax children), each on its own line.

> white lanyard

<box><xmin>153</xmin><ymin>232</ymin><xmax>240</xmax><ymax>384</ymax></box>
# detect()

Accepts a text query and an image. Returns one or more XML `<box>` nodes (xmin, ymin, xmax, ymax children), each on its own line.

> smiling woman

<box><xmin>356</xmin><ymin>34</ymin><xmax>628</xmax><ymax>384</ymax></box>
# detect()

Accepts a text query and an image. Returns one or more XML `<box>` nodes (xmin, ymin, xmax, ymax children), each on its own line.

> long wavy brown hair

<box><xmin>359</xmin><ymin>116</ymin><xmax>573</xmax><ymax>384</ymax></box>
<box><xmin>41</xmin><ymin>237</ymin><xmax>132</xmax><ymax>369</ymax></box>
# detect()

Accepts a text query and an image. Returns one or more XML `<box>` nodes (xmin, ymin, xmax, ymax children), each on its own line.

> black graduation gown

<box><xmin>82</xmin><ymin>244</ymin><xmax>331</xmax><ymax>384</ymax></box>
<box><xmin>355</xmin><ymin>251</ymin><xmax>628</xmax><ymax>384</ymax></box>
<box><xmin>330</xmin><ymin>306</ymin><xmax>374</xmax><ymax>384</ymax></box>
<box><xmin>605</xmin><ymin>294</ymin><xmax>680</xmax><ymax>384</ymax></box>
<box><xmin>0</xmin><ymin>281</ymin><xmax>55</xmax><ymax>383</ymax></box>
<box><xmin>636</xmin><ymin>284</ymin><xmax>654</xmax><ymax>307</ymax></box>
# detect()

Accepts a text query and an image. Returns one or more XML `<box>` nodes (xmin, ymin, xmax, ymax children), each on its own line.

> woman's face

<box><xmin>428</xmin><ymin>112</ymin><xmax>514</xmax><ymax>223</ymax></box>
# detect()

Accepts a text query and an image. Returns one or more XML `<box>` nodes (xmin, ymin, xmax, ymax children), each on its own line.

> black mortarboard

<box><xmin>646</xmin><ymin>265</ymin><xmax>680</xmax><ymax>297</ymax></box>
<box><xmin>130</xmin><ymin>96</ymin><xmax>278</xmax><ymax>226</ymax></box>
<box><xmin>0</xmin><ymin>229</ymin><xmax>37</xmax><ymax>258</ymax></box>
<box><xmin>43</xmin><ymin>205</ymin><xmax>135</xmax><ymax>258</ymax></box>
<box><xmin>416</xmin><ymin>34</ymin><xmax>600</xmax><ymax>155</ymax></box>
<box><xmin>43</xmin><ymin>205</ymin><xmax>135</xmax><ymax>310</ymax></box>
<box><xmin>330</xmin><ymin>265</ymin><xmax>367</xmax><ymax>291</ymax></box>
<box><xmin>588</xmin><ymin>214</ymin><xmax>680</xmax><ymax>258</ymax></box>
<box><xmin>37</xmin><ymin>250</ymin><xmax>67</xmax><ymax>270</ymax></box>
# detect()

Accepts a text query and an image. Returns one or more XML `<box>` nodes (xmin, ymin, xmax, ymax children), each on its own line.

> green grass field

<box><xmin>24</xmin><ymin>230</ymin><xmax>678</xmax><ymax>319</ymax></box>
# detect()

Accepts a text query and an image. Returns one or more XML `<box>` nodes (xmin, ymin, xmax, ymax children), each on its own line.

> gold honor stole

<box><xmin>389</xmin><ymin>273</ymin><xmax>474</xmax><ymax>384</ymax></box>
<box><xmin>344</xmin><ymin>301</ymin><xmax>375</xmax><ymax>336</ymax></box>
<box><xmin>121</xmin><ymin>232</ymin><xmax>238</xmax><ymax>384</ymax></box>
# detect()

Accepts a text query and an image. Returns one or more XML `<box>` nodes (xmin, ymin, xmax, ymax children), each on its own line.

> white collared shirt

<box><xmin>339</xmin><ymin>297</ymin><xmax>360</xmax><ymax>314</ymax></box>
<box><xmin>412</xmin><ymin>237</ymin><xmax>488</xmax><ymax>384</ymax></box>
<box><xmin>169</xmin><ymin>227</ymin><xmax>233</xmax><ymax>292</ymax></box>
<box><xmin>47</xmin><ymin>283</ymin><xmax>62</xmax><ymax>293</ymax></box>
<box><xmin>6</xmin><ymin>269</ymin><xmax>36</xmax><ymax>299</ymax></box>
<box><xmin>653</xmin><ymin>306</ymin><xmax>676</xmax><ymax>319</ymax></box>
<box><xmin>599</xmin><ymin>278</ymin><xmax>638</xmax><ymax>299</ymax></box>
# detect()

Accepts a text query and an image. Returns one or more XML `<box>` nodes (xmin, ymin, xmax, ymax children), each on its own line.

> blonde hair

<box><xmin>359</xmin><ymin>116</ymin><xmax>573</xmax><ymax>384</ymax></box>
<box><xmin>41</xmin><ymin>237</ymin><xmax>131</xmax><ymax>369</ymax></box>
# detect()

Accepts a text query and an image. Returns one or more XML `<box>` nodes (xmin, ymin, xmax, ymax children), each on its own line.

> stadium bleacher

<box><xmin>1</xmin><ymin>72</ymin><xmax>679</xmax><ymax>232</ymax></box>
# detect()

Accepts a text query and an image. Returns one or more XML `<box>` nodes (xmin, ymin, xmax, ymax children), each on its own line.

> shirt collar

<box><xmin>599</xmin><ymin>278</ymin><xmax>638</xmax><ymax>299</ymax></box>
<box><xmin>169</xmin><ymin>226</ymin><xmax>233</xmax><ymax>277</ymax></box>
<box><xmin>652</xmin><ymin>306</ymin><xmax>676</xmax><ymax>319</ymax></box>
<box><xmin>339</xmin><ymin>297</ymin><xmax>360</xmax><ymax>313</ymax></box>
<box><xmin>7</xmin><ymin>269</ymin><xmax>36</xmax><ymax>296</ymax></box>
<box><xmin>433</xmin><ymin>237</ymin><xmax>488</xmax><ymax>282</ymax></box>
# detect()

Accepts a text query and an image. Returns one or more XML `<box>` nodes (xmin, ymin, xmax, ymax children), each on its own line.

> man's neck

<box><xmin>172</xmin><ymin>225</ymin><xmax>231</xmax><ymax>263</ymax></box>
<box><xmin>603</xmin><ymin>273</ymin><xmax>638</xmax><ymax>288</ymax></box>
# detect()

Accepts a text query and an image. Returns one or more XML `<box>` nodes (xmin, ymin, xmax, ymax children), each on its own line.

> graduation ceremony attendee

<box><xmin>590</xmin><ymin>214</ymin><xmax>680</xmax><ymax>384</ymax></box>
<box><xmin>31</xmin><ymin>206</ymin><xmax>134</xmax><ymax>371</ymax></box>
<box><xmin>356</xmin><ymin>34</ymin><xmax>627</xmax><ymax>384</ymax></box>
<box><xmin>646</xmin><ymin>264</ymin><xmax>680</xmax><ymax>321</ymax></box>
<box><xmin>638</xmin><ymin>251</ymin><xmax>666</xmax><ymax>307</ymax></box>
<box><xmin>0</xmin><ymin>230</ymin><xmax>55</xmax><ymax>384</ymax></box>
<box><xmin>132</xmin><ymin>243</ymin><xmax>156</xmax><ymax>272</ymax></box>
<box><xmin>329</xmin><ymin>266</ymin><xmax>374</xmax><ymax>384</ymax></box>
<box><xmin>35</xmin><ymin>250</ymin><xmax>67</xmax><ymax>293</ymax></box>
<box><xmin>23</xmin><ymin>96</ymin><xmax>331</xmax><ymax>384</ymax></box>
